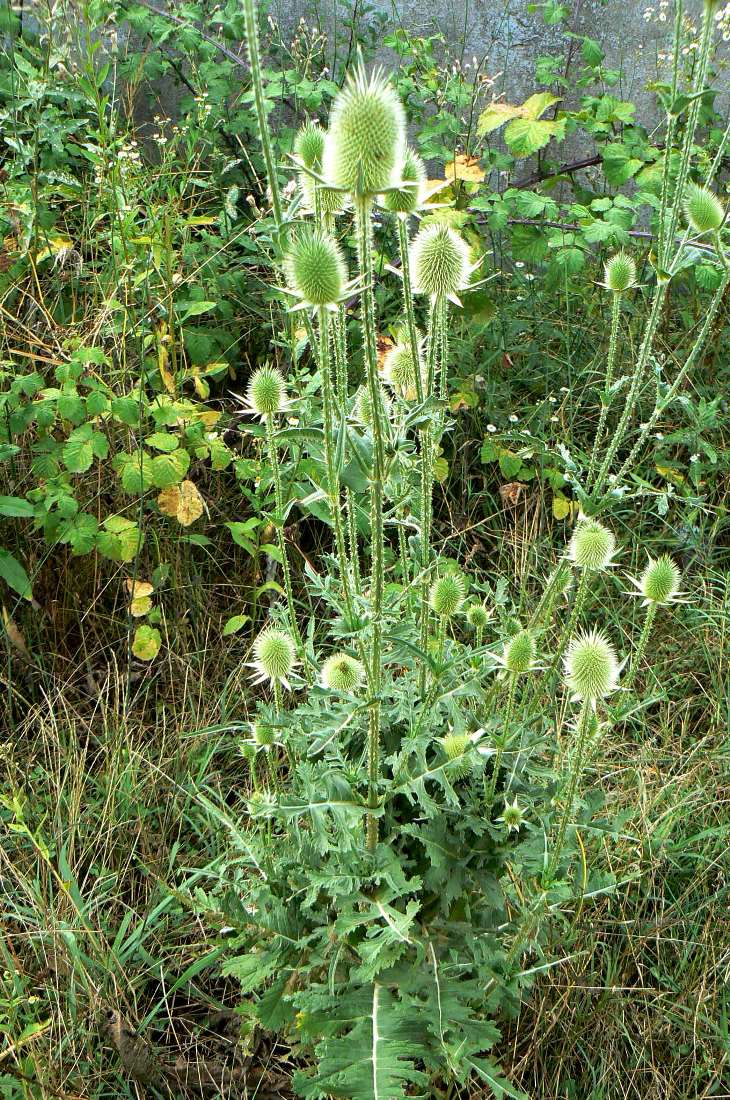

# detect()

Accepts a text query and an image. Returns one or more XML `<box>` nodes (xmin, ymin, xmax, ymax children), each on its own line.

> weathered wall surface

<box><xmin>267</xmin><ymin>0</ymin><xmax>710</xmax><ymax>118</ymax></box>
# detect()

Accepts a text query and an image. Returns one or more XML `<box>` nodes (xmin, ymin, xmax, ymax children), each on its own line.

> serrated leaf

<box><xmin>145</xmin><ymin>431</ymin><xmax>180</xmax><ymax>453</ymax></box>
<box><xmin>150</xmin><ymin>448</ymin><xmax>190</xmax><ymax>488</ymax></box>
<box><xmin>521</xmin><ymin>91</ymin><xmax>561</xmax><ymax>119</ymax></box>
<box><xmin>504</xmin><ymin>116</ymin><xmax>565</xmax><ymax>158</ymax></box>
<box><xmin>477</xmin><ymin>101</ymin><xmax>523</xmax><ymax>135</ymax></box>
<box><xmin>132</xmin><ymin>624</ymin><xmax>161</xmax><ymax>661</ymax></box>
<box><xmin>62</xmin><ymin>425</ymin><xmax>96</xmax><ymax>472</ymax></box>
<box><xmin>57</xmin><ymin>512</ymin><xmax>98</xmax><ymax>555</ymax></box>
<box><xmin>126</xmin><ymin>579</ymin><xmax>154</xmax><ymax>598</ymax></box>
<box><xmin>176</xmin><ymin>480</ymin><xmax>204</xmax><ymax>525</ymax></box>
<box><xmin>115</xmin><ymin>451</ymin><xmax>155</xmax><ymax>494</ymax></box>
<box><xmin>97</xmin><ymin>517</ymin><xmax>144</xmax><ymax>563</ymax></box>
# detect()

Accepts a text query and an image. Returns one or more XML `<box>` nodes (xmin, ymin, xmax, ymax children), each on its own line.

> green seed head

<box><xmin>251</xmin><ymin>722</ymin><xmax>276</xmax><ymax>750</ymax></box>
<box><xmin>411</xmin><ymin>224</ymin><xmax>471</xmax><ymax>299</ymax></box>
<box><xmin>499</xmin><ymin>796</ymin><xmax>525</xmax><ymax>834</ymax></box>
<box><xmin>382</xmin><ymin>146</ymin><xmax>426</xmax><ymax>215</ymax></box>
<box><xmin>323</xmin><ymin>65</ymin><xmax>406</xmax><ymax>196</ymax></box>
<box><xmin>639</xmin><ymin>555</ymin><xmax>681</xmax><ymax>605</ymax></box>
<box><xmin>602</xmin><ymin>251</ymin><xmax>637</xmax><ymax>293</ymax></box>
<box><xmin>254</xmin><ymin>628</ymin><xmax>296</xmax><ymax>683</ymax></box>
<box><xmin>295</xmin><ymin>121</ymin><xmax>326</xmax><ymax>169</ymax></box>
<box><xmin>564</xmin><ymin>628</ymin><xmax>620</xmax><ymax>700</ymax></box>
<box><xmin>683</xmin><ymin>183</ymin><xmax>725</xmax><ymax>234</ymax></box>
<box><xmin>353</xmin><ymin>384</ymin><xmax>390</xmax><ymax>429</ymax></box>
<box><xmin>284</xmin><ymin>228</ymin><xmax>347</xmax><ymax>305</ymax></box>
<box><xmin>568</xmin><ymin>519</ymin><xmax>616</xmax><ymax>571</ymax></box>
<box><xmin>439</xmin><ymin>732</ymin><xmax>471</xmax><ymax>778</ymax></box>
<box><xmin>382</xmin><ymin>337</ymin><xmax>423</xmax><ymax>400</ymax></box>
<box><xmin>247</xmin><ymin>365</ymin><xmax>287</xmax><ymax>417</ymax></box>
<box><xmin>430</xmin><ymin>573</ymin><xmax>467</xmax><ymax>619</ymax></box>
<box><xmin>321</xmin><ymin>652</ymin><xmax>365</xmax><ymax>693</ymax></box>
<box><xmin>466</xmin><ymin>602</ymin><xmax>490</xmax><ymax>630</ymax></box>
<box><xmin>503</xmin><ymin>629</ymin><xmax>535</xmax><ymax>675</ymax></box>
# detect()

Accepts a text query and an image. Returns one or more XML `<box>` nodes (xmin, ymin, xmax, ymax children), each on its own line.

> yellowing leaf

<box><xmin>125</xmin><ymin>579</ymin><xmax>154</xmax><ymax>598</ymax></box>
<box><xmin>197</xmin><ymin>410</ymin><xmax>221</xmax><ymax>430</ymax></box>
<box><xmin>433</xmin><ymin>457</ymin><xmax>449</xmax><ymax>483</ymax></box>
<box><xmin>176</xmin><ymin>480</ymin><xmax>204</xmax><ymax>526</ymax></box>
<box><xmin>132</xmin><ymin>624</ymin><xmax>161</xmax><ymax>661</ymax></box>
<box><xmin>2</xmin><ymin>606</ymin><xmax>29</xmax><ymax>656</ymax></box>
<box><xmin>477</xmin><ymin>101</ymin><xmax>523</xmax><ymax>135</ymax></box>
<box><xmin>552</xmin><ymin>493</ymin><xmax>580</xmax><ymax>521</ymax></box>
<box><xmin>376</xmin><ymin>332</ymin><xmax>395</xmax><ymax>373</ymax></box>
<box><xmin>521</xmin><ymin>92</ymin><xmax>562</xmax><ymax>120</ymax></box>
<box><xmin>157</xmin><ymin>325</ymin><xmax>176</xmax><ymax>396</ymax></box>
<box><xmin>130</xmin><ymin>596</ymin><xmax>153</xmax><ymax>617</ymax></box>
<box><xmin>446</xmin><ymin>154</ymin><xmax>485</xmax><ymax>184</ymax></box>
<box><xmin>35</xmin><ymin>236</ymin><xmax>73</xmax><ymax>263</ymax></box>
<box><xmin>157</xmin><ymin>486</ymin><xmax>180</xmax><ymax>517</ymax></box>
<box><xmin>477</xmin><ymin>93</ymin><xmax>561</xmax><ymax>138</ymax></box>
<box><xmin>656</xmin><ymin>464</ymin><xmax>685</xmax><ymax>485</ymax></box>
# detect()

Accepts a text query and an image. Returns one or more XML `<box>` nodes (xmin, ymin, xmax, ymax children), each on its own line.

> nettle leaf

<box><xmin>479</xmin><ymin>92</ymin><xmax>562</xmax><ymax>157</ymax></box>
<box><xmin>504</xmin><ymin>115</ymin><xmax>565</xmax><ymax>158</ymax></box>
<box><xmin>62</xmin><ymin>424</ymin><xmax>108</xmax><ymax>473</ymax></box>
<box><xmin>601</xmin><ymin>143</ymin><xmax>643</xmax><ymax>186</ymax></box>
<box><xmin>145</xmin><ymin>431</ymin><xmax>180</xmax><ymax>453</ymax></box>
<box><xmin>294</xmin><ymin>985</ymin><xmax>428</xmax><ymax>1100</ymax></box>
<box><xmin>150</xmin><ymin>448</ymin><xmax>191</xmax><ymax>488</ymax></box>
<box><xmin>97</xmin><ymin>516</ymin><xmax>144</xmax><ymax>563</ymax></box>
<box><xmin>111</xmin><ymin>396</ymin><xmax>144</xmax><ymax>426</ymax></box>
<box><xmin>114</xmin><ymin>451</ymin><xmax>156</xmax><ymax>494</ymax></box>
<box><xmin>57</xmin><ymin>512</ymin><xmax>99</xmax><ymax>555</ymax></box>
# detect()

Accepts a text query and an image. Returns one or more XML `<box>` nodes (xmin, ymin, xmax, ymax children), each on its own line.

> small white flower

<box><xmin>508</xmin><ymin>414</ymin><xmax>519</xmax><ymax>423</ymax></box>
<box><xmin>487</xmin><ymin>423</ymin><xmax>497</xmax><ymax>433</ymax></box>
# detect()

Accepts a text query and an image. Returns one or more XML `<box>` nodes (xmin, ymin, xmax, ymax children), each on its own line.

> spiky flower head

<box><xmin>466</xmin><ymin>602</ymin><xmax>490</xmax><ymax>630</ymax></box>
<box><xmin>636</xmin><ymin>554</ymin><xmax>682</xmax><ymax>606</ymax></box>
<box><xmin>503</xmin><ymin>629</ymin><xmax>536</xmax><ymax>675</ymax></box>
<box><xmin>253</xmin><ymin>628</ymin><xmax>296</xmax><ymax>685</ymax></box>
<box><xmin>381</xmin><ymin>336</ymin><xmax>424</xmax><ymax>400</ymax></box>
<box><xmin>411</xmin><ymin>224</ymin><xmax>471</xmax><ymax>299</ymax></box>
<box><xmin>568</xmin><ymin>519</ymin><xmax>616</xmax><ymax>572</ymax></box>
<box><xmin>251</xmin><ymin>722</ymin><xmax>277</xmax><ymax>750</ymax></box>
<box><xmin>321</xmin><ymin>652</ymin><xmax>365</xmax><ymax>693</ymax></box>
<box><xmin>323</xmin><ymin>64</ymin><xmax>406</xmax><ymax>196</ymax></box>
<box><xmin>683</xmin><ymin>183</ymin><xmax>725</xmax><ymax>234</ymax></box>
<box><xmin>430</xmin><ymin>573</ymin><xmax>467</xmax><ymax>619</ymax></box>
<box><xmin>602</xmin><ymin>251</ymin><xmax>637</xmax><ymax>293</ymax></box>
<box><xmin>440</xmin><ymin>732</ymin><xmax>471</xmax><ymax>778</ymax></box>
<box><xmin>353</xmin><ymin>384</ymin><xmax>391</xmax><ymax>429</ymax></box>
<box><xmin>295</xmin><ymin>121</ymin><xmax>326</xmax><ymax>169</ymax></box>
<box><xmin>284</xmin><ymin>228</ymin><xmax>347</xmax><ymax>306</ymax></box>
<box><xmin>382</xmin><ymin>146</ymin><xmax>426</xmax><ymax>215</ymax></box>
<box><xmin>564</xmin><ymin>628</ymin><xmax>620</xmax><ymax>701</ymax></box>
<box><xmin>497</xmin><ymin>796</ymin><xmax>525</xmax><ymax>834</ymax></box>
<box><xmin>247</xmin><ymin>365</ymin><xmax>287</xmax><ymax>418</ymax></box>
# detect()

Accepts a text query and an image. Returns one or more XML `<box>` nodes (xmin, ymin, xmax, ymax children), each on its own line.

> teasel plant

<box><xmin>548</xmin><ymin>628</ymin><xmax>622</xmax><ymax>877</ymax></box>
<box><xmin>622</xmin><ymin>554</ymin><xmax>685</xmax><ymax>691</ymax></box>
